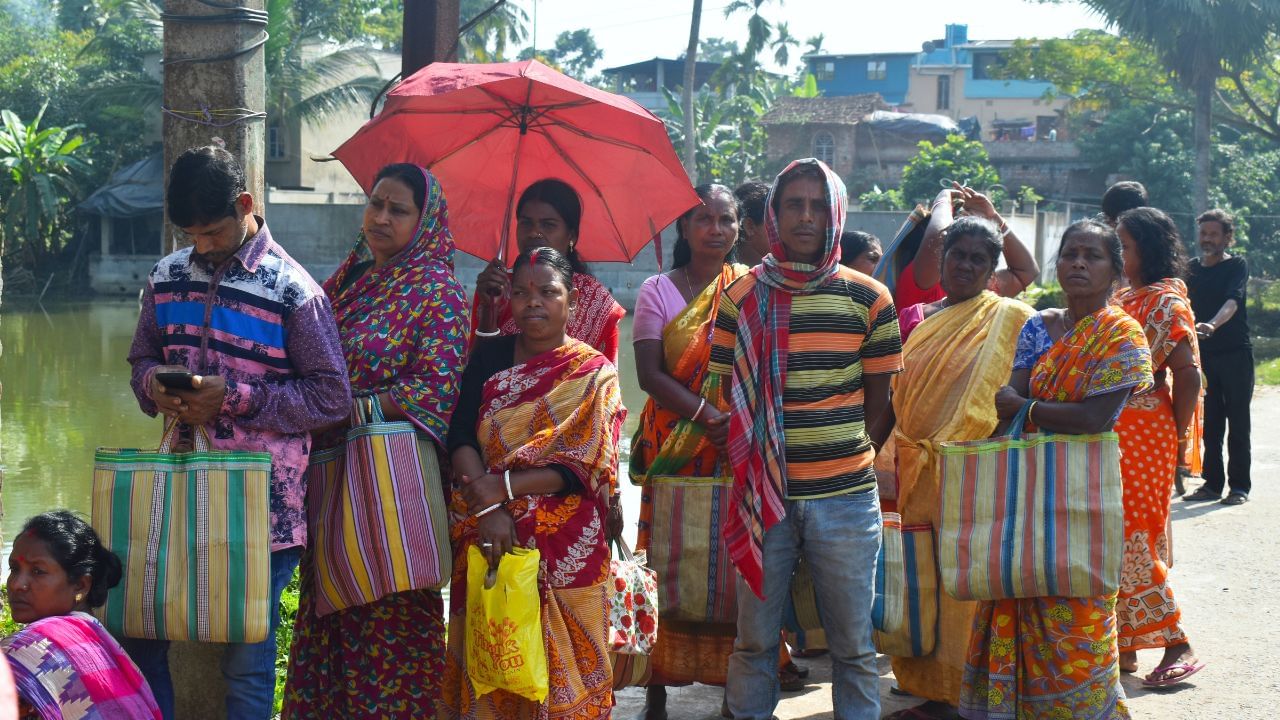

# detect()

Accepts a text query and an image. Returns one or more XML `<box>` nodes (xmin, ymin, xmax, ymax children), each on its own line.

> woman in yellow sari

<box><xmin>630</xmin><ymin>184</ymin><xmax>752</xmax><ymax>718</ymax></box>
<box><xmin>959</xmin><ymin>220</ymin><xmax>1153</xmax><ymax>720</ymax></box>
<box><xmin>876</xmin><ymin>217</ymin><xmax>1034</xmax><ymax>720</ymax></box>
<box><xmin>443</xmin><ymin>247</ymin><xmax>626</xmax><ymax>720</ymax></box>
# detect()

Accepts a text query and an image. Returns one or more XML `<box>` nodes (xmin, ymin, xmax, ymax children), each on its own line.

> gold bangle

<box><xmin>1027</xmin><ymin>401</ymin><xmax>1038</xmax><ymax>424</ymax></box>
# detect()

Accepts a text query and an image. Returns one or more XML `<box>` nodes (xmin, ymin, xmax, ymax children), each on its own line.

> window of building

<box><xmin>972</xmin><ymin>52</ymin><xmax>1003</xmax><ymax>80</ymax></box>
<box><xmin>268</xmin><ymin>124</ymin><xmax>286</xmax><ymax>160</ymax></box>
<box><xmin>815</xmin><ymin>61</ymin><xmax>835</xmax><ymax>81</ymax></box>
<box><xmin>936</xmin><ymin>75</ymin><xmax>951</xmax><ymax>111</ymax></box>
<box><xmin>866</xmin><ymin>60</ymin><xmax>887</xmax><ymax>81</ymax></box>
<box><xmin>813</xmin><ymin>131</ymin><xmax>835</xmax><ymax>167</ymax></box>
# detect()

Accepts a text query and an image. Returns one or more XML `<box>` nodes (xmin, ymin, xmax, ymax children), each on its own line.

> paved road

<box><xmin>612</xmin><ymin>387</ymin><xmax>1279</xmax><ymax>719</ymax></box>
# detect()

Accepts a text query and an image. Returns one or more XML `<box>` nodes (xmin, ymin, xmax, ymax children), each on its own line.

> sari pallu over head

<box><xmin>724</xmin><ymin>158</ymin><xmax>848</xmax><ymax>598</ymax></box>
<box><xmin>450</xmin><ymin>339</ymin><xmax>627</xmax><ymax>597</ymax></box>
<box><xmin>3</xmin><ymin>612</ymin><xmax>162</xmax><ymax>720</ymax></box>
<box><xmin>323</xmin><ymin>165</ymin><xmax>469</xmax><ymax>444</ymax></box>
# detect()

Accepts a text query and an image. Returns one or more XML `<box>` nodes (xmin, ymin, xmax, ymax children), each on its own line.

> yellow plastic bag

<box><xmin>465</xmin><ymin>545</ymin><xmax>548</xmax><ymax>702</ymax></box>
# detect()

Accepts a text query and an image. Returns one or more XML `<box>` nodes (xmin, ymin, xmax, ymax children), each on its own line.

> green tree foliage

<box><xmin>458</xmin><ymin>0</ymin><xmax>529</xmax><ymax>62</ymax></box>
<box><xmin>0</xmin><ymin>104</ymin><xmax>92</xmax><ymax>268</ymax></box>
<box><xmin>519</xmin><ymin>29</ymin><xmax>603</xmax><ymax>82</ymax></box>
<box><xmin>898</xmin><ymin>135</ymin><xmax>1003</xmax><ymax>207</ymax></box>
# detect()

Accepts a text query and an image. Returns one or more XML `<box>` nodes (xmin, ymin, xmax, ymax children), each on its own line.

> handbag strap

<box><xmin>611</xmin><ymin>536</ymin><xmax>635</xmax><ymax>563</ymax></box>
<box><xmin>158</xmin><ymin>419</ymin><xmax>212</xmax><ymax>453</ymax></box>
<box><xmin>351</xmin><ymin>394</ymin><xmax>386</xmax><ymax>427</ymax></box>
<box><xmin>1008</xmin><ymin>400</ymin><xmax>1035</xmax><ymax>439</ymax></box>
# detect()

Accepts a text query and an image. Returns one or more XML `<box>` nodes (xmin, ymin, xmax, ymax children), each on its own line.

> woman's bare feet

<box><xmin>1119</xmin><ymin>650</ymin><xmax>1139</xmax><ymax>673</ymax></box>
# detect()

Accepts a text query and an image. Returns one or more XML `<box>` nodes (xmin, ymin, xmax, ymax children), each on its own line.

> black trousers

<box><xmin>1201</xmin><ymin>347</ymin><xmax>1254</xmax><ymax>496</ymax></box>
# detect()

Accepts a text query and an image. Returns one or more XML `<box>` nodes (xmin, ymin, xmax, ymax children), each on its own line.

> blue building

<box><xmin>806</xmin><ymin>24</ymin><xmax>1070</xmax><ymax>141</ymax></box>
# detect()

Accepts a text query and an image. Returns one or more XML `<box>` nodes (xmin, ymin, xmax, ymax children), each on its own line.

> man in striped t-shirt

<box><xmin>712</xmin><ymin>159</ymin><xmax>901</xmax><ymax>720</ymax></box>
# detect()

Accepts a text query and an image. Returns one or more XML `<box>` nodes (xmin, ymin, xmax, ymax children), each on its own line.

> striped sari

<box><xmin>442</xmin><ymin>340</ymin><xmax>626</xmax><ymax>720</ymax></box>
<box><xmin>1113</xmin><ymin>279</ymin><xmax>1199</xmax><ymax>651</ymax></box>
<box><xmin>630</xmin><ymin>264</ymin><xmax>747</xmax><ymax>686</ymax></box>
<box><xmin>4</xmin><ymin>612</ymin><xmax>161</xmax><ymax>720</ymax></box>
<box><xmin>959</xmin><ymin>306</ymin><xmax>1152</xmax><ymax>720</ymax></box>
<box><xmin>876</xmin><ymin>291</ymin><xmax>1033</xmax><ymax>705</ymax></box>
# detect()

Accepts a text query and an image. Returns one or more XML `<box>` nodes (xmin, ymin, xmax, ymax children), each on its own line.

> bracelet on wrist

<box><xmin>473</xmin><ymin>501</ymin><xmax>504</xmax><ymax>519</ymax></box>
<box><xmin>503</xmin><ymin>469</ymin><xmax>515</xmax><ymax>501</ymax></box>
<box><xmin>474</xmin><ymin>327</ymin><xmax>502</xmax><ymax>338</ymax></box>
<box><xmin>691</xmin><ymin>398</ymin><xmax>707</xmax><ymax>423</ymax></box>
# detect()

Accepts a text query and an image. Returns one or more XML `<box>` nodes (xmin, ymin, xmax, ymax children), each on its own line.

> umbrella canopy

<box><xmin>334</xmin><ymin>59</ymin><xmax>699</xmax><ymax>263</ymax></box>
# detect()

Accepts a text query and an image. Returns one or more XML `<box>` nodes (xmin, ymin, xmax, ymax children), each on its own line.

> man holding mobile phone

<box><xmin>126</xmin><ymin>146</ymin><xmax>350</xmax><ymax>719</ymax></box>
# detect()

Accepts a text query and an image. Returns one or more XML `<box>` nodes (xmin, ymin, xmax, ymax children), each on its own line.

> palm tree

<box><xmin>770</xmin><ymin>21</ymin><xmax>798</xmax><ymax>68</ymax></box>
<box><xmin>1075</xmin><ymin>0</ymin><xmax>1280</xmax><ymax>211</ymax></box>
<box><xmin>805</xmin><ymin>33</ymin><xmax>825</xmax><ymax>57</ymax></box>
<box><xmin>683</xmin><ymin>0</ymin><xmax>704</xmax><ymax>181</ymax></box>
<box><xmin>724</xmin><ymin>0</ymin><xmax>776</xmax><ymax>61</ymax></box>
<box><xmin>458</xmin><ymin>0</ymin><xmax>529</xmax><ymax>62</ymax></box>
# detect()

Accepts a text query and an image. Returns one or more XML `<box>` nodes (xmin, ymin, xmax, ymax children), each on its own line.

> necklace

<box><xmin>680</xmin><ymin>266</ymin><xmax>697</xmax><ymax>299</ymax></box>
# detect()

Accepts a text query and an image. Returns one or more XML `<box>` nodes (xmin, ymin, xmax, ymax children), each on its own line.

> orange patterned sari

<box><xmin>959</xmin><ymin>306</ymin><xmax>1151</xmax><ymax>720</ymax></box>
<box><xmin>629</xmin><ymin>264</ymin><xmax>746</xmax><ymax>686</ymax></box>
<box><xmin>442</xmin><ymin>340</ymin><xmax>626</xmax><ymax>720</ymax></box>
<box><xmin>1113</xmin><ymin>279</ymin><xmax>1199</xmax><ymax>651</ymax></box>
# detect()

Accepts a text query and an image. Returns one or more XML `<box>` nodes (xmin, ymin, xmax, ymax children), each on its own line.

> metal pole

<box><xmin>403</xmin><ymin>0</ymin><xmax>461</xmax><ymax>78</ymax></box>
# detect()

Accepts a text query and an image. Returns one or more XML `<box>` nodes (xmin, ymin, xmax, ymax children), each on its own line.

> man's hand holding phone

<box><xmin>150</xmin><ymin>365</ymin><xmax>226</xmax><ymax>426</ymax></box>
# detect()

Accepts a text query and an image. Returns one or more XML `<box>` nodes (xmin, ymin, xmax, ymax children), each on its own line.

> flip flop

<box><xmin>1142</xmin><ymin>659</ymin><xmax>1205</xmax><ymax>688</ymax></box>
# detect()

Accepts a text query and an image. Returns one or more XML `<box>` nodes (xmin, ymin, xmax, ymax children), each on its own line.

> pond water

<box><xmin>0</xmin><ymin>300</ymin><xmax>647</xmax><ymax>548</ymax></box>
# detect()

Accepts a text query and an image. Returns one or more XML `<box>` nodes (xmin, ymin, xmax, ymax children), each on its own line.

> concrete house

<box><xmin>758</xmin><ymin>95</ymin><xmax>892</xmax><ymax>179</ymax></box>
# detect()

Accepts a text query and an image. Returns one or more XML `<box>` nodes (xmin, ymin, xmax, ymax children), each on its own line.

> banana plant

<box><xmin>0</xmin><ymin>103</ymin><xmax>92</xmax><ymax>266</ymax></box>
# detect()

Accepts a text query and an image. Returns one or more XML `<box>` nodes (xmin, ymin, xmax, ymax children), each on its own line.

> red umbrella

<box><xmin>333</xmin><ymin>59</ymin><xmax>699</xmax><ymax>263</ymax></box>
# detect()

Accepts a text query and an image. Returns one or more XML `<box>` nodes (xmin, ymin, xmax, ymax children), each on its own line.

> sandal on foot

<box><xmin>1183</xmin><ymin>488</ymin><xmax>1220</xmax><ymax>502</ymax></box>
<box><xmin>1221</xmin><ymin>492</ymin><xmax>1248</xmax><ymax>506</ymax></box>
<box><xmin>1142</xmin><ymin>659</ymin><xmax>1205</xmax><ymax>688</ymax></box>
<box><xmin>781</xmin><ymin>660</ymin><xmax>809</xmax><ymax>679</ymax></box>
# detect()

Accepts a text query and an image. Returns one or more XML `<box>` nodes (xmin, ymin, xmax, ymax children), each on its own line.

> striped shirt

<box><xmin>710</xmin><ymin>266</ymin><xmax>902</xmax><ymax>498</ymax></box>
<box><xmin>128</xmin><ymin>220</ymin><xmax>350</xmax><ymax>549</ymax></box>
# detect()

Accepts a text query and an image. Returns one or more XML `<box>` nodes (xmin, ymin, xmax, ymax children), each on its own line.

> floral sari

<box><xmin>284</xmin><ymin>167</ymin><xmax>468</xmax><ymax>718</ymax></box>
<box><xmin>629</xmin><ymin>264</ymin><xmax>747</xmax><ymax>686</ymax></box>
<box><xmin>442</xmin><ymin>340</ymin><xmax>626</xmax><ymax>720</ymax></box>
<box><xmin>959</xmin><ymin>305</ymin><xmax>1152</xmax><ymax>720</ymax></box>
<box><xmin>1113</xmin><ymin>279</ymin><xmax>1199</xmax><ymax>651</ymax></box>
<box><xmin>875</xmin><ymin>291</ymin><xmax>1033</xmax><ymax>705</ymax></box>
<box><xmin>4</xmin><ymin>612</ymin><xmax>161</xmax><ymax>720</ymax></box>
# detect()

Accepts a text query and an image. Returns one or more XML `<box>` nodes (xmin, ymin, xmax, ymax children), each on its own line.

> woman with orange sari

<box><xmin>629</xmin><ymin>184</ymin><xmax>751</xmax><ymax>718</ymax></box>
<box><xmin>1113</xmin><ymin>208</ymin><xmax>1204</xmax><ymax>688</ymax></box>
<box><xmin>959</xmin><ymin>220</ymin><xmax>1153</xmax><ymax>720</ymax></box>
<box><xmin>444</xmin><ymin>246</ymin><xmax>626</xmax><ymax>720</ymax></box>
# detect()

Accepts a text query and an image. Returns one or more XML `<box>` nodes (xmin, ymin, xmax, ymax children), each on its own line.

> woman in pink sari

<box><xmin>3</xmin><ymin>512</ymin><xmax>160</xmax><ymax>720</ymax></box>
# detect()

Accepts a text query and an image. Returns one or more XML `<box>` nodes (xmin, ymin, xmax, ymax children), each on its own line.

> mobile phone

<box><xmin>156</xmin><ymin>370</ymin><xmax>197</xmax><ymax>390</ymax></box>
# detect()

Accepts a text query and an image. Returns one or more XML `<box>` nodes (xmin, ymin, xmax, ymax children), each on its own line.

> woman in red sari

<box><xmin>960</xmin><ymin>220</ymin><xmax>1153</xmax><ymax>720</ymax></box>
<box><xmin>444</xmin><ymin>247</ymin><xmax>626</xmax><ymax>720</ymax></box>
<box><xmin>471</xmin><ymin>179</ymin><xmax>626</xmax><ymax>363</ymax></box>
<box><xmin>1113</xmin><ymin>207</ymin><xmax>1204</xmax><ymax>687</ymax></box>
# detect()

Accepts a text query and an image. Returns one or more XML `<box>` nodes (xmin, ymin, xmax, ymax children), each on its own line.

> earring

<box><xmin>75</xmin><ymin>593</ymin><xmax>83</xmax><ymax>603</ymax></box>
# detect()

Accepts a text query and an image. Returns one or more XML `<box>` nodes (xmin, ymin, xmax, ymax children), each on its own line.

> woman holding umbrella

<box><xmin>472</xmin><ymin>179</ymin><xmax>627</xmax><ymax>363</ymax></box>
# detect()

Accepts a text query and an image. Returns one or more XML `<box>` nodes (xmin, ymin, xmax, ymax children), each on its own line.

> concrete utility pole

<box><xmin>403</xmin><ymin>0</ymin><xmax>461</xmax><ymax>77</ymax></box>
<box><xmin>162</xmin><ymin>0</ymin><xmax>267</xmax><ymax>253</ymax></box>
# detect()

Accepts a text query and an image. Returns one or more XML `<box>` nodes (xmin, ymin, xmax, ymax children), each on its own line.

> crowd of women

<box><xmin>0</xmin><ymin>156</ymin><xmax>1213</xmax><ymax>720</ymax></box>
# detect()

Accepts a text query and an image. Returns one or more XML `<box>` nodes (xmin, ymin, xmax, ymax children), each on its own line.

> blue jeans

<box><xmin>122</xmin><ymin>547</ymin><xmax>301</xmax><ymax>720</ymax></box>
<box><xmin>725</xmin><ymin>491</ymin><xmax>881</xmax><ymax>720</ymax></box>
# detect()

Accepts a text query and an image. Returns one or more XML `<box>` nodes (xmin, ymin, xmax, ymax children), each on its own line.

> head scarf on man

<box><xmin>723</xmin><ymin>158</ymin><xmax>848</xmax><ymax>597</ymax></box>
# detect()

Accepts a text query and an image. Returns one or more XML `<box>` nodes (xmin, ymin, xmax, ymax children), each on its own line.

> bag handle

<box><xmin>611</xmin><ymin>536</ymin><xmax>635</xmax><ymax>563</ymax></box>
<box><xmin>351</xmin><ymin>394</ymin><xmax>386</xmax><ymax>427</ymax></box>
<box><xmin>158</xmin><ymin>419</ymin><xmax>211</xmax><ymax>453</ymax></box>
<box><xmin>1008</xmin><ymin>400</ymin><xmax>1035</xmax><ymax>439</ymax></box>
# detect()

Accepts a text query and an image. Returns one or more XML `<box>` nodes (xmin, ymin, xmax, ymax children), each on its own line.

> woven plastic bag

<box><xmin>465</xmin><ymin>545</ymin><xmax>548</xmax><ymax>702</ymax></box>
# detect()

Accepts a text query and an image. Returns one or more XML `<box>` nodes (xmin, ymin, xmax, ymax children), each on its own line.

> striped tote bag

<box><xmin>936</xmin><ymin>401</ymin><xmax>1124</xmax><ymax>600</ymax></box>
<box><xmin>92</xmin><ymin>424</ymin><xmax>272</xmax><ymax>643</ymax></box>
<box><xmin>306</xmin><ymin>397</ymin><xmax>451</xmax><ymax>616</ymax></box>
<box><xmin>874</xmin><ymin>523</ymin><xmax>938</xmax><ymax>657</ymax></box>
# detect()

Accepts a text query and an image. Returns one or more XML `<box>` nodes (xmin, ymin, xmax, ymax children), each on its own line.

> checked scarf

<box><xmin>724</xmin><ymin>158</ymin><xmax>848</xmax><ymax>597</ymax></box>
